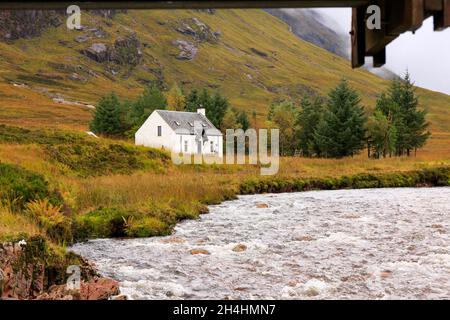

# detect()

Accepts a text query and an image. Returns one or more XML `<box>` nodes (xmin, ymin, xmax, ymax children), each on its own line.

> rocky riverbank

<box><xmin>0</xmin><ymin>236</ymin><xmax>123</xmax><ymax>300</ymax></box>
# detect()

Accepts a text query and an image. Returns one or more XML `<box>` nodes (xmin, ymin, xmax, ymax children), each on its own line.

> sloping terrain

<box><xmin>0</xmin><ymin>9</ymin><xmax>449</xmax><ymax>132</ymax></box>
<box><xmin>265</xmin><ymin>8</ymin><xmax>349</xmax><ymax>58</ymax></box>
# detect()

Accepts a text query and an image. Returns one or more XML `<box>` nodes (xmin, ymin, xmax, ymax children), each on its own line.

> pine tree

<box><xmin>296</xmin><ymin>97</ymin><xmax>323</xmax><ymax>157</ymax></box>
<box><xmin>377</xmin><ymin>72</ymin><xmax>430</xmax><ymax>156</ymax></box>
<box><xmin>313</xmin><ymin>79</ymin><xmax>367</xmax><ymax>158</ymax></box>
<box><xmin>185</xmin><ymin>88</ymin><xmax>200</xmax><ymax>112</ymax></box>
<box><xmin>132</xmin><ymin>85</ymin><xmax>166</xmax><ymax>118</ymax></box>
<box><xmin>397</xmin><ymin>72</ymin><xmax>430</xmax><ymax>156</ymax></box>
<box><xmin>208</xmin><ymin>91</ymin><xmax>229</xmax><ymax>129</ymax></box>
<box><xmin>90</xmin><ymin>92</ymin><xmax>124</xmax><ymax>136</ymax></box>
<box><xmin>367</xmin><ymin>110</ymin><xmax>397</xmax><ymax>158</ymax></box>
<box><xmin>237</xmin><ymin>111</ymin><xmax>250</xmax><ymax>131</ymax></box>
<box><xmin>125</xmin><ymin>84</ymin><xmax>167</xmax><ymax>137</ymax></box>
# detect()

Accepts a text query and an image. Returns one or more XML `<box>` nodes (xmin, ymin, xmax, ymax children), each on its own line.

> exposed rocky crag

<box><xmin>0</xmin><ymin>9</ymin><xmax>123</xmax><ymax>41</ymax></box>
<box><xmin>0</xmin><ymin>10</ymin><xmax>63</xmax><ymax>41</ymax></box>
<box><xmin>172</xmin><ymin>40</ymin><xmax>198</xmax><ymax>60</ymax></box>
<box><xmin>0</xmin><ymin>237</ymin><xmax>120</xmax><ymax>300</ymax></box>
<box><xmin>80</xmin><ymin>33</ymin><xmax>143</xmax><ymax>66</ymax></box>
<box><xmin>265</xmin><ymin>9</ymin><xmax>348</xmax><ymax>58</ymax></box>
<box><xmin>175</xmin><ymin>17</ymin><xmax>221</xmax><ymax>43</ymax></box>
<box><xmin>266</xmin><ymin>8</ymin><xmax>398</xmax><ymax>80</ymax></box>
<box><xmin>36</xmin><ymin>277</ymin><xmax>121</xmax><ymax>300</ymax></box>
<box><xmin>113</xmin><ymin>34</ymin><xmax>143</xmax><ymax>66</ymax></box>
<box><xmin>81</xmin><ymin>43</ymin><xmax>111</xmax><ymax>63</ymax></box>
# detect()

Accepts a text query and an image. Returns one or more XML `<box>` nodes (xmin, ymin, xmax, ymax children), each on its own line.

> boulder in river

<box><xmin>189</xmin><ymin>249</ymin><xmax>210</xmax><ymax>255</ymax></box>
<box><xmin>293</xmin><ymin>235</ymin><xmax>314</xmax><ymax>242</ymax></box>
<box><xmin>232</xmin><ymin>244</ymin><xmax>247</xmax><ymax>252</ymax></box>
<box><xmin>162</xmin><ymin>237</ymin><xmax>186</xmax><ymax>244</ymax></box>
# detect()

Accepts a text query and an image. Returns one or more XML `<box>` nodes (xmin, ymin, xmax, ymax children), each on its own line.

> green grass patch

<box><xmin>240</xmin><ymin>167</ymin><xmax>450</xmax><ymax>194</ymax></box>
<box><xmin>0</xmin><ymin>162</ymin><xmax>62</xmax><ymax>210</ymax></box>
<box><xmin>73</xmin><ymin>200</ymin><xmax>208</xmax><ymax>240</ymax></box>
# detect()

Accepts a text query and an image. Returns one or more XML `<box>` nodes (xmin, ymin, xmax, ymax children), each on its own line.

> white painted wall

<box><xmin>135</xmin><ymin>111</ymin><xmax>176</xmax><ymax>151</ymax></box>
<box><xmin>135</xmin><ymin>111</ymin><xmax>223</xmax><ymax>157</ymax></box>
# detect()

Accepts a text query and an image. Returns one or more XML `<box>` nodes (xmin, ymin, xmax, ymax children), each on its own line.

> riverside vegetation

<box><xmin>1</xmin><ymin>76</ymin><xmax>450</xmax><ymax>298</ymax></box>
<box><xmin>0</xmin><ymin>9</ymin><xmax>450</xmax><ymax>299</ymax></box>
<box><xmin>1</xmin><ymin>122</ymin><xmax>449</xmax><ymax>243</ymax></box>
<box><xmin>1</xmin><ymin>121</ymin><xmax>449</xmax><ymax>298</ymax></box>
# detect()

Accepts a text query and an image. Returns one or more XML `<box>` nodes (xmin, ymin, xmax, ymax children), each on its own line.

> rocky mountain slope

<box><xmin>266</xmin><ymin>9</ymin><xmax>399</xmax><ymax>80</ymax></box>
<box><xmin>0</xmin><ymin>9</ymin><xmax>448</xmax><ymax>132</ymax></box>
<box><xmin>265</xmin><ymin>8</ymin><xmax>349</xmax><ymax>58</ymax></box>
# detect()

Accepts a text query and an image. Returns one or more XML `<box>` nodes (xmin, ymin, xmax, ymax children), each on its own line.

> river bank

<box><xmin>1</xmin><ymin>127</ymin><xmax>450</xmax><ymax>299</ymax></box>
<box><xmin>1</xmin><ymin>165</ymin><xmax>450</xmax><ymax>299</ymax></box>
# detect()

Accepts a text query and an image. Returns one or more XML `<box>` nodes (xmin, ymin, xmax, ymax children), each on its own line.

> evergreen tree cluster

<box><xmin>367</xmin><ymin>72</ymin><xmax>430</xmax><ymax>158</ymax></box>
<box><xmin>90</xmin><ymin>83</ymin><xmax>250</xmax><ymax>137</ymax></box>
<box><xmin>269</xmin><ymin>73</ymin><xmax>430</xmax><ymax>159</ymax></box>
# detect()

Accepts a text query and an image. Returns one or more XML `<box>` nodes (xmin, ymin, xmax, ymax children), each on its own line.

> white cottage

<box><xmin>135</xmin><ymin>109</ymin><xmax>223</xmax><ymax>157</ymax></box>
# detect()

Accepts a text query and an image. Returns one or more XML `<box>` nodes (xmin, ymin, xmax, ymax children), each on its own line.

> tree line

<box><xmin>268</xmin><ymin>73</ymin><xmax>430</xmax><ymax>158</ymax></box>
<box><xmin>90</xmin><ymin>83</ymin><xmax>250</xmax><ymax>138</ymax></box>
<box><xmin>91</xmin><ymin>72</ymin><xmax>430</xmax><ymax>159</ymax></box>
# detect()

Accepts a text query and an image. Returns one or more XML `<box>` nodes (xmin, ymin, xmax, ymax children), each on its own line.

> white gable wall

<box><xmin>135</xmin><ymin>111</ymin><xmax>176</xmax><ymax>150</ymax></box>
<box><xmin>136</xmin><ymin>111</ymin><xmax>223</xmax><ymax>157</ymax></box>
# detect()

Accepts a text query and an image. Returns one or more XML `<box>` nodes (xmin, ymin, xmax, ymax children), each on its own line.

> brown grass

<box><xmin>0</xmin><ymin>204</ymin><xmax>42</xmax><ymax>241</ymax></box>
<box><xmin>0</xmin><ymin>131</ymin><xmax>448</xmax><ymax>241</ymax></box>
<box><xmin>53</xmin><ymin>134</ymin><xmax>449</xmax><ymax>214</ymax></box>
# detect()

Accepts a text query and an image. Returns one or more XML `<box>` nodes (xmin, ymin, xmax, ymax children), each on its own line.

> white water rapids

<box><xmin>71</xmin><ymin>188</ymin><xmax>450</xmax><ymax>300</ymax></box>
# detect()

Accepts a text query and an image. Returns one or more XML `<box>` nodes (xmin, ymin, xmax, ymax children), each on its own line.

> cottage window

<box><xmin>157</xmin><ymin>126</ymin><xmax>162</xmax><ymax>136</ymax></box>
<box><xmin>210</xmin><ymin>141</ymin><xmax>214</xmax><ymax>153</ymax></box>
<box><xmin>184</xmin><ymin>141</ymin><xmax>188</xmax><ymax>153</ymax></box>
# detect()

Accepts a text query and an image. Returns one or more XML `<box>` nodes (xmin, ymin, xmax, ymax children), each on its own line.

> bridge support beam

<box><xmin>351</xmin><ymin>0</ymin><xmax>449</xmax><ymax>68</ymax></box>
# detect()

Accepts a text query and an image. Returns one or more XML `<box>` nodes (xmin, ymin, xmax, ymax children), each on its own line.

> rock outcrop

<box><xmin>113</xmin><ymin>34</ymin><xmax>143</xmax><ymax>66</ymax></box>
<box><xmin>232</xmin><ymin>244</ymin><xmax>247</xmax><ymax>252</ymax></box>
<box><xmin>0</xmin><ymin>237</ymin><xmax>119</xmax><ymax>300</ymax></box>
<box><xmin>81</xmin><ymin>34</ymin><xmax>143</xmax><ymax>66</ymax></box>
<box><xmin>0</xmin><ymin>240</ymin><xmax>45</xmax><ymax>299</ymax></box>
<box><xmin>172</xmin><ymin>40</ymin><xmax>198</xmax><ymax>61</ymax></box>
<box><xmin>175</xmin><ymin>18</ymin><xmax>220</xmax><ymax>43</ymax></box>
<box><xmin>0</xmin><ymin>10</ymin><xmax>63</xmax><ymax>41</ymax></box>
<box><xmin>0</xmin><ymin>10</ymin><xmax>123</xmax><ymax>42</ymax></box>
<box><xmin>175</xmin><ymin>18</ymin><xmax>221</xmax><ymax>43</ymax></box>
<box><xmin>81</xmin><ymin>43</ymin><xmax>111</xmax><ymax>63</ymax></box>
<box><xmin>36</xmin><ymin>277</ymin><xmax>121</xmax><ymax>300</ymax></box>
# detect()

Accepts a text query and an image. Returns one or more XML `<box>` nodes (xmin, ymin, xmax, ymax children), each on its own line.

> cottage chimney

<box><xmin>197</xmin><ymin>108</ymin><xmax>206</xmax><ymax>116</ymax></box>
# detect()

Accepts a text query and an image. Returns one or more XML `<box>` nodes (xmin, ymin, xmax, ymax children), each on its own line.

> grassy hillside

<box><xmin>0</xmin><ymin>9</ymin><xmax>449</xmax><ymax>133</ymax></box>
<box><xmin>1</xmin><ymin>9</ymin><xmax>449</xmax><ymax>299</ymax></box>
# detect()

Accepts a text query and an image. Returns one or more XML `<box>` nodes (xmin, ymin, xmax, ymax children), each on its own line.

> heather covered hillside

<box><xmin>0</xmin><ymin>9</ymin><xmax>449</xmax><ymax>133</ymax></box>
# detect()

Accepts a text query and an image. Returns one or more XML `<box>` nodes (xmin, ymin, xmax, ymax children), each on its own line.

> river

<box><xmin>71</xmin><ymin>187</ymin><xmax>450</xmax><ymax>300</ymax></box>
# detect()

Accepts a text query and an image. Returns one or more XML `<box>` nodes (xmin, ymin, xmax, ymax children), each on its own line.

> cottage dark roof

<box><xmin>155</xmin><ymin>110</ymin><xmax>223</xmax><ymax>136</ymax></box>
